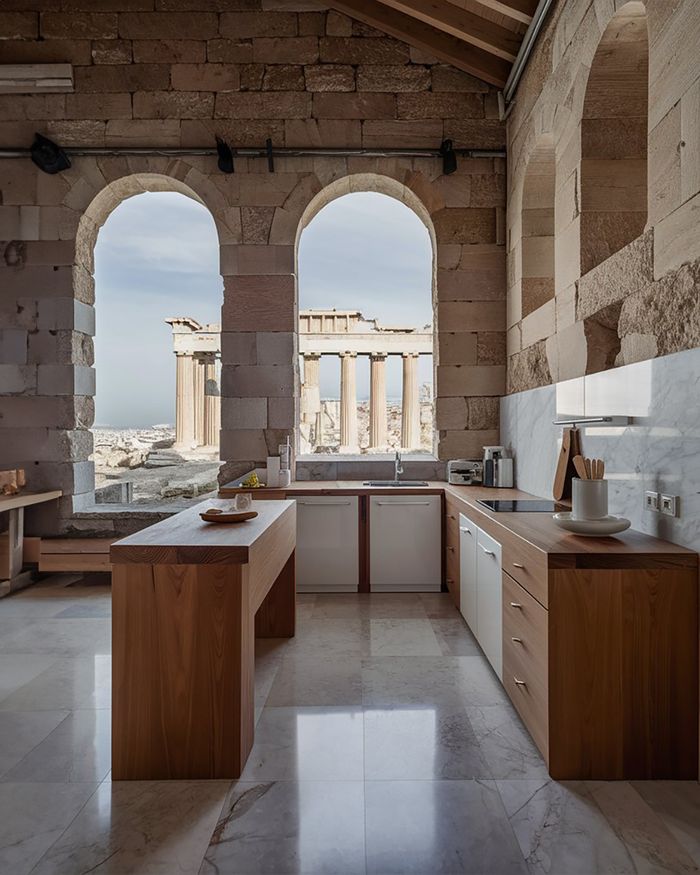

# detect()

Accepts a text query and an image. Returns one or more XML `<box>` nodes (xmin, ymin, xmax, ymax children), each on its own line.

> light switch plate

<box><xmin>644</xmin><ymin>490</ymin><xmax>659</xmax><ymax>512</ymax></box>
<box><xmin>660</xmin><ymin>494</ymin><xmax>678</xmax><ymax>517</ymax></box>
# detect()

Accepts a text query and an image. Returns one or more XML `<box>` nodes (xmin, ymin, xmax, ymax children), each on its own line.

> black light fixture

<box><xmin>215</xmin><ymin>136</ymin><xmax>234</xmax><ymax>173</ymax></box>
<box><xmin>439</xmin><ymin>138</ymin><xmax>458</xmax><ymax>175</ymax></box>
<box><xmin>30</xmin><ymin>133</ymin><xmax>71</xmax><ymax>174</ymax></box>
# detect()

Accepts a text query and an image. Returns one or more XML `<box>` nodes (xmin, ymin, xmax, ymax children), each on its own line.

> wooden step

<box><xmin>39</xmin><ymin>538</ymin><xmax>115</xmax><ymax>573</ymax></box>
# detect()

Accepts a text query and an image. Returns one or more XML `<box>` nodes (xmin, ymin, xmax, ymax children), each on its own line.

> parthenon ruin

<box><xmin>167</xmin><ymin>311</ymin><xmax>432</xmax><ymax>454</ymax></box>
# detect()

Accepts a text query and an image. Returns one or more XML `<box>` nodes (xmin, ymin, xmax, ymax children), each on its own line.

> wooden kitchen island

<box><xmin>110</xmin><ymin>498</ymin><xmax>296</xmax><ymax>781</ymax></box>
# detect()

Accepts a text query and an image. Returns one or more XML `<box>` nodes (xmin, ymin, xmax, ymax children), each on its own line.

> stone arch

<box><xmin>580</xmin><ymin>0</ymin><xmax>648</xmax><ymax>275</ymax></box>
<box><xmin>295</xmin><ymin>171</ymin><xmax>439</xmax><ymax>456</ymax></box>
<box><xmin>71</xmin><ymin>167</ymin><xmax>227</xmax><ymax>504</ymax></box>
<box><xmin>520</xmin><ymin>138</ymin><xmax>556</xmax><ymax>319</ymax></box>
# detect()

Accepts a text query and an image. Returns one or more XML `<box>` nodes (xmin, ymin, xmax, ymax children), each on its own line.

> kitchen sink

<box><xmin>363</xmin><ymin>480</ymin><xmax>430</xmax><ymax>487</ymax></box>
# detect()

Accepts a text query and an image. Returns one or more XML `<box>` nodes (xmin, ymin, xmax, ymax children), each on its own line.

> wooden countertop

<box><xmin>110</xmin><ymin>498</ymin><xmax>295</xmax><ymax>566</ymax></box>
<box><xmin>219</xmin><ymin>480</ymin><xmax>696</xmax><ymax>564</ymax></box>
<box><xmin>0</xmin><ymin>490</ymin><xmax>62</xmax><ymax>511</ymax></box>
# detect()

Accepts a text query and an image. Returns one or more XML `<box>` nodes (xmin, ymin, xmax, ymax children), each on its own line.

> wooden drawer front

<box><xmin>503</xmin><ymin>572</ymin><xmax>548</xmax><ymax>680</ymax></box>
<box><xmin>500</xmin><ymin>529</ymin><xmax>548</xmax><ymax>607</ymax></box>
<box><xmin>503</xmin><ymin>634</ymin><xmax>549</xmax><ymax>760</ymax></box>
<box><xmin>445</xmin><ymin>532</ymin><xmax>459</xmax><ymax>606</ymax></box>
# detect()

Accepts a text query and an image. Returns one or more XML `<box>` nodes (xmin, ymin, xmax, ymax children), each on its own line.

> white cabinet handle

<box><xmin>513</xmin><ymin>677</ymin><xmax>527</xmax><ymax>687</ymax></box>
<box><xmin>511</xmin><ymin>637</ymin><xmax>522</xmax><ymax>644</ymax></box>
<box><xmin>297</xmin><ymin>500</ymin><xmax>352</xmax><ymax>506</ymax></box>
<box><xmin>479</xmin><ymin>545</ymin><xmax>495</xmax><ymax>556</ymax></box>
<box><xmin>510</xmin><ymin>601</ymin><xmax>522</xmax><ymax>609</ymax></box>
<box><xmin>459</xmin><ymin>527</ymin><xmax>472</xmax><ymax>534</ymax></box>
<box><xmin>512</xmin><ymin>562</ymin><xmax>524</xmax><ymax>569</ymax></box>
<box><xmin>375</xmin><ymin>501</ymin><xmax>432</xmax><ymax>506</ymax></box>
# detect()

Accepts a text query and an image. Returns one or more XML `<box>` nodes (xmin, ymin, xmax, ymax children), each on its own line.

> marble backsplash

<box><xmin>500</xmin><ymin>346</ymin><xmax>700</xmax><ymax>552</ymax></box>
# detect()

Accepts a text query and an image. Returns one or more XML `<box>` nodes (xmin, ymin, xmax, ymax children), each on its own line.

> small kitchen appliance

<box><xmin>482</xmin><ymin>446</ymin><xmax>514</xmax><ymax>488</ymax></box>
<box><xmin>447</xmin><ymin>459</ymin><xmax>483</xmax><ymax>485</ymax></box>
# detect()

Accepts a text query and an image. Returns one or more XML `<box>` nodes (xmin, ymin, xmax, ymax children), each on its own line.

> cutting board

<box><xmin>552</xmin><ymin>427</ymin><xmax>581</xmax><ymax>501</ymax></box>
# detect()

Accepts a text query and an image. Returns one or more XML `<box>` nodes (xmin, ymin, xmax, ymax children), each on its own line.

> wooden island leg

<box><xmin>256</xmin><ymin>551</ymin><xmax>296</xmax><ymax>638</ymax></box>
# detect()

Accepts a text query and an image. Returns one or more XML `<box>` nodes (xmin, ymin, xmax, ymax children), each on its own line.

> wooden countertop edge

<box><xmin>0</xmin><ymin>490</ymin><xmax>63</xmax><ymax>511</ymax></box>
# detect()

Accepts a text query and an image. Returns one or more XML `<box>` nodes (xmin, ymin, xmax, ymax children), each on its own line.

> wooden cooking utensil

<box><xmin>553</xmin><ymin>427</ymin><xmax>580</xmax><ymax>500</ymax></box>
<box><xmin>573</xmin><ymin>454</ymin><xmax>588</xmax><ymax>480</ymax></box>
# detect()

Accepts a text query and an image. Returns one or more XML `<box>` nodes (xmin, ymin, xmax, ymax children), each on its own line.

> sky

<box><xmin>93</xmin><ymin>189</ymin><xmax>433</xmax><ymax>427</ymax></box>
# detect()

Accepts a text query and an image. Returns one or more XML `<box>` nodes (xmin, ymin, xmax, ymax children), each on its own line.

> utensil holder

<box><xmin>572</xmin><ymin>478</ymin><xmax>608</xmax><ymax>520</ymax></box>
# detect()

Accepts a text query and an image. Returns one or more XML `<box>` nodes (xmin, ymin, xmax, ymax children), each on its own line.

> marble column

<box><xmin>175</xmin><ymin>353</ymin><xmax>196</xmax><ymax>448</ymax></box>
<box><xmin>301</xmin><ymin>354</ymin><xmax>321</xmax><ymax>423</ymax></box>
<box><xmin>203</xmin><ymin>354</ymin><xmax>220</xmax><ymax>448</ymax></box>
<box><xmin>369</xmin><ymin>353</ymin><xmax>388</xmax><ymax>450</ymax></box>
<box><xmin>193</xmin><ymin>355</ymin><xmax>206</xmax><ymax>447</ymax></box>
<box><xmin>401</xmin><ymin>352</ymin><xmax>420</xmax><ymax>450</ymax></box>
<box><xmin>340</xmin><ymin>351</ymin><xmax>358</xmax><ymax>452</ymax></box>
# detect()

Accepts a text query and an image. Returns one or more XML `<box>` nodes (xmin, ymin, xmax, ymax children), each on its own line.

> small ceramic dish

<box><xmin>199</xmin><ymin>509</ymin><xmax>258</xmax><ymax>524</ymax></box>
<box><xmin>553</xmin><ymin>511</ymin><xmax>631</xmax><ymax>537</ymax></box>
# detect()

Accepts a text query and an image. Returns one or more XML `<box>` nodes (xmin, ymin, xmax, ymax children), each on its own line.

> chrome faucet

<box><xmin>394</xmin><ymin>450</ymin><xmax>404</xmax><ymax>483</ymax></box>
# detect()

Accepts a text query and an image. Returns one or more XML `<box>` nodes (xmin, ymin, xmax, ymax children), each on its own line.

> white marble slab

<box><xmin>501</xmin><ymin>346</ymin><xmax>700</xmax><ymax>551</ymax></box>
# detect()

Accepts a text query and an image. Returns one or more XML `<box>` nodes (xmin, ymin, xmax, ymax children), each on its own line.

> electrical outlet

<box><xmin>660</xmin><ymin>494</ymin><xmax>678</xmax><ymax>517</ymax></box>
<box><xmin>644</xmin><ymin>490</ymin><xmax>659</xmax><ymax>512</ymax></box>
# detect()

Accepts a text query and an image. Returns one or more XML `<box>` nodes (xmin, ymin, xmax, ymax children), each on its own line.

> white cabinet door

<box><xmin>476</xmin><ymin>527</ymin><xmax>503</xmax><ymax>679</ymax></box>
<box><xmin>295</xmin><ymin>496</ymin><xmax>359</xmax><ymax>592</ymax></box>
<box><xmin>369</xmin><ymin>495</ymin><xmax>441</xmax><ymax>591</ymax></box>
<box><xmin>459</xmin><ymin>513</ymin><xmax>478</xmax><ymax>634</ymax></box>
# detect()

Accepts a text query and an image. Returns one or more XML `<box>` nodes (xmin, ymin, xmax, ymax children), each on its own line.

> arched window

<box><xmin>297</xmin><ymin>190</ymin><xmax>434</xmax><ymax>455</ymax></box>
<box><xmin>521</xmin><ymin>141</ymin><xmax>555</xmax><ymax>318</ymax></box>
<box><xmin>580</xmin><ymin>1</ymin><xmax>648</xmax><ymax>274</ymax></box>
<box><xmin>91</xmin><ymin>190</ymin><xmax>223</xmax><ymax>503</ymax></box>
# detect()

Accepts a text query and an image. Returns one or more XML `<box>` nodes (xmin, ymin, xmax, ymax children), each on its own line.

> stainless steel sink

<box><xmin>363</xmin><ymin>480</ymin><xmax>430</xmax><ymax>487</ymax></box>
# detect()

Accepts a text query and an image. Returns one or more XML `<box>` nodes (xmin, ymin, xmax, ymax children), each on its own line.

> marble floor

<box><xmin>1</xmin><ymin>576</ymin><xmax>699</xmax><ymax>874</ymax></box>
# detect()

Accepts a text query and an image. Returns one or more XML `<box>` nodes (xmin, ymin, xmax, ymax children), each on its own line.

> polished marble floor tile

<box><xmin>369</xmin><ymin>618</ymin><xmax>442</xmax><ymax>656</ymax></box>
<box><xmin>242</xmin><ymin>707</ymin><xmax>364</xmax><ymax>781</ymax></box>
<box><xmin>364</xmin><ymin>706</ymin><xmax>491</xmax><ymax>780</ymax></box>
<box><xmin>0</xmin><ymin>617</ymin><xmax>111</xmax><ymax>657</ymax></box>
<box><xmin>418</xmin><ymin>591</ymin><xmax>462</xmax><ymax>619</ymax></box>
<box><xmin>365</xmin><ymin>779</ymin><xmax>527</xmax><ymax>874</ymax></box>
<box><xmin>0</xmin><ymin>655</ymin><xmax>111</xmax><ymax>712</ymax></box>
<box><xmin>3</xmin><ymin>708</ymin><xmax>111</xmax><ymax>783</ymax></box>
<box><xmin>287</xmin><ymin>618</ymin><xmax>370</xmax><ymax>657</ymax></box>
<box><xmin>466</xmin><ymin>704</ymin><xmax>548</xmax><ymax>780</ymax></box>
<box><xmin>633</xmin><ymin>781</ymin><xmax>700</xmax><ymax>867</ymax></box>
<box><xmin>311</xmin><ymin>593</ymin><xmax>428</xmax><ymax>620</ymax></box>
<box><xmin>0</xmin><ymin>710</ymin><xmax>69</xmax><ymax>777</ymax></box>
<box><xmin>202</xmin><ymin>780</ymin><xmax>366</xmax><ymax>875</ymax></box>
<box><xmin>0</xmin><ymin>653</ymin><xmax>57</xmax><ymax>703</ymax></box>
<box><xmin>32</xmin><ymin>779</ymin><xmax>229</xmax><ymax>875</ymax></box>
<box><xmin>430</xmin><ymin>617</ymin><xmax>481</xmax><ymax>656</ymax></box>
<box><xmin>0</xmin><ymin>781</ymin><xmax>98</xmax><ymax>875</ymax></box>
<box><xmin>266</xmin><ymin>656</ymin><xmax>363</xmax><ymax>707</ymax></box>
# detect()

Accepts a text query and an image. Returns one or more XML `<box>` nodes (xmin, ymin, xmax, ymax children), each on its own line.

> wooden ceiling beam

<box><xmin>375</xmin><ymin>0</ymin><xmax>520</xmax><ymax>61</ymax></box>
<box><xmin>469</xmin><ymin>0</ymin><xmax>539</xmax><ymax>27</ymax></box>
<box><xmin>325</xmin><ymin>0</ymin><xmax>512</xmax><ymax>87</ymax></box>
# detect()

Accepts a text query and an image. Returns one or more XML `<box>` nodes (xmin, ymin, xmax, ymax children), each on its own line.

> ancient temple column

<box><xmin>369</xmin><ymin>353</ymin><xmax>388</xmax><ymax>450</ymax></box>
<box><xmin>401</xmin><ymin>352</ymin><xmax>420</xmax><ymax>450</ymax></box>
<box><xmin>193</xmin><ymin>355</ymin><xmax>206</xmax><ymax>447</ymax></box>
<box><xmin>174</xmin><ymin>353</ymin><xmax>196</xmax><ymax>448</ymax></box>
<box><xmin>340</xmin><ymin>351</ymin><xmax>358</xmax><ymax>452</ymax></box>
<box><xmin>301</xmin><ymin>352</ymin><xmax>322</xmax><ymax>450</ymax></box>
<box><xmin>202</xmin><ymin>354</ymin><xmax>220</xmax><ymax>448</ymax></box>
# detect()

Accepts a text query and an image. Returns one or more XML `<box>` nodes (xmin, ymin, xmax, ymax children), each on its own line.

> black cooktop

<box><xmin>477</xmin><ymin>499</ymin><xmax>568</xmax><ymax>513</ymax></box>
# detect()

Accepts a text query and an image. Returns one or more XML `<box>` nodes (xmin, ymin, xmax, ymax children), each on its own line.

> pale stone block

<box><xmin>37</xmin><ymin>365</ymin><xmax>95</xmax><ymax>397</ymax></box>
<box><xmin>219</xmin><ymin>429</ymin><xmax>269</xmax><ymax>462</ymax></box>
<box><xmin>437</xmin><ymin>268</ymin><xmax>505</xmax><ymax>302</ymax></box>
<box><xmin>252</xmin><ymin>37</ymin><xmax>319</xmax><ymax>65</ymax></box>
<box><xmin>0</xmin><ymin>329</ymin><xmax>27</xmax><ymax>365</ymax></box>
<box><xmin>257</xmin><ymin>331</ymin><xmax>295</xmax><ymax>367</ymax></box>
<box><xmin>221</xmin><ymin>364</ymin><xmax>295</xmax><ymax>398</ymax></box>
<box><xmin>437</xmin><ymin>364</ymin><xmax>505</xmax><ymax>396</ymax></box>
<box><xmin>312</xmin><ymin>93</ymin><xmax>396</xmax><ymax>120</ymax></box>
<box><xmin>0</xmin><ymin>364</ymin><xmax>35</xmax><ymax>393</ymax></box>
<box><xmin>437</xmin><ymin>332</ymin><xmax>477</xmax><ymax>366</ymax></box>
<box><xmin>555</xmin><ymin>283</ymin><xmax>577</xmax><ymax>331</ymax></box>
<box><xmin>554</xmin><ymin>170</ymin><xmax>578</xmax><ymax>227</ymax></box>
<box><xmin>555</xmin><ymin>216</ymin><xmax>581</xmax><ymax>293</ymax></box>
<box><xmin>220</xmin><ymin>245</ymin><xmax>294</xmax><ymax>276</ymax></box>
<box><xmin>319</xmin><ymin>36</ymin><xmax>409</xmax><ymax>65</ymax></box>
<box><xmin>326</xmin><ymin>11</ymin><xmax>353</xmax><ymax>36</ymax></box>
<box><xmin>580</xmin><ymin>210</ymin><xmax>647</xmax><ymax>275</ymax></box>
<box><xmin>437</xmin><ymin>301</ymin><xmax>505</xmax><ymax>332</ymax></box>
<box><xmin>649</xmin><ymin>0</ymin><xmax>700</xmax><ymax>129</ymax></box>
<box><xmin>435</xmin><ymin>397</ymin><xmax>468</xmax><ymax>430</ymax></box>
<box><xmin>507</xmin><ymin>323</ymin><xmax>521</xmax><ymax>357</ymax></box>
<box><xmin>507</xmin><ymin>282</ymin><xmax>522</xmax><ymax>329</ymax></box>
<box><xmin>221</xmin><ymin>332</ymin><xmax>257</xmax><ymax>366</ymax></box>
<box><xmin>522</xmin><ymin>235</ymin><xmax>554</xmax><ymax>277</ymax></box>
<box><xmin>221</xmin><ymin>397</ymin><xmax>268</xmax><ymax>430</ymax></box>
<box><xmin>507</xmin><ymin>340</ymin><xmax>551</xmax><ymax>393</ymax></box>
<box><xmin>222</xmin><ymin>275</ymin><xmax>295</xmax><ymax>333</ymax></box>
<box><xmin>362</xmin><ymin>119</ymin><xmax>443</xmax><ymax>149</ymax></box>
<box><xmin>239</xmin><ymin>173</ymin><xmax>299</xmax><ymax>207</ymax></box>
<box><xmin>105</xmin><ymin>120</ymin><xmax>181</xmax><ymax>147</ymax></box>
<box><xmin>285</xmin><ymin>118</ymin><xmax>361</xmax><ymax>148</ymax></box>
<box><xmin>521</xmin><ymin>298</ymin><xmax>556</xmax><ymax>349</ymax></box>
<box><xmin>546</xmin><ymin>321</ymin><xmax>588</xmax><ymax>383</ymax></box>
<box><xmin>436</xmin><ymin>244</ymin><xmax>461</xmax><ymax>270</ymax></box>
<box><xmin>580</xmin><ymin>158</ymin><xmax>647</xmax><ymax>212</ymax></box>
<box><xmin>219</xmin><ymin>11</ymin><xmax>297</xmax><ymax>38</ymax></box>
<box><xmin>577</xmin><ymin>230</ymin><xmax>653</xmax><ymax>319</ymax></box>
<box><xmin>654</xmin><ymin>191</ymin><xmax>700</xmax><ymax>278</ymax></box>
<box><xmin>437</xmin><ymin>429</ymin><xmax>500</xmax><ymax>461</ymax></box>
<box><xmin>681</xmin><ymin>77</ymin><xmax>700</xmax><ymax>203</ymax></box>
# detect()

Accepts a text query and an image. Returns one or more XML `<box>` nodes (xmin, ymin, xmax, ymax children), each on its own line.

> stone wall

<box><xmin>0</xmin><ymin>0</ymin><xmax>506</xmax><ymax>532</ymax></box>
<box><xmin>506</xmin><ymin>0</ymin><xmax>700</xmax><ymax>393</ymax></box>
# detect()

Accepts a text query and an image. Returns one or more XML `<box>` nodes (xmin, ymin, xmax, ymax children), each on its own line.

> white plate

<box><xmin>553</xmin><ymin>512</ymin><xmax>631</xmax><ymax>537</ymax></box>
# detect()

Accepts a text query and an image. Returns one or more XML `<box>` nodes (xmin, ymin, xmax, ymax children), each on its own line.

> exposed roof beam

<box><xmin>326</xmin><ymin>0</ymin><xmax>511</xmax><ymax>86</ymax></box>
<box><xmin>375</xmin><ymin>0</ymin><xmax>520</xmax><ymax>61</ymax></box>
<box><xmin>470</xmin><ymin>0</ymin><xmax>538</xmax><ymax>27</ymax></box>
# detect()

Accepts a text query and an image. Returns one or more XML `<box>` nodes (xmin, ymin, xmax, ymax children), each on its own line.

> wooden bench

<box><xmin>39</xmin><ymin>538</ymin><xmax>115</xmax><ymax>573</ymax></box>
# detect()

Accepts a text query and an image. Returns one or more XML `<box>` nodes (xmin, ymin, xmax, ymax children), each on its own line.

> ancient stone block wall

<box><xmin>0</xmin><ymin>1</ymin><xmax>506</xmax><ymax>530</ymax></box>
<box><xmin>506</xmin><ymin>0</ymin><xmax>700</xmax><ymax>393</ymax></box>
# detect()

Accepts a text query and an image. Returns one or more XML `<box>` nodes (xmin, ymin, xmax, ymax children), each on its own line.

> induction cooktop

<box><xmin>477</xmin><ymin>499</ymin><xmax>568</xmax><ymax>513</ymax></box>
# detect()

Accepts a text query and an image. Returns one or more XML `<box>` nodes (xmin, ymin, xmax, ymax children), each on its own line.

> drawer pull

<box><xmin>479</xmin><ymin>546</ymin><xmax>495</xmax><ymax>556</ymax></box>
<box><xmin>447</xmin><ymin>546</ymin><xmax>455</xmax><ymax>553</ymax></box>
<box><xmin>449</xmin><ymin>514</ymin><xmax>456</xmax><ymax>520</ymax></box>
<box><xmin>513</xmin><ymin>677</ymin><xmax>527</xmax><ymax>687</ymax></box>
<box><xmin>511</xmin><ymin>637</ymin><xmax>523</xmax><ymax>644</ymax></box>
<box><xmin>459</xmin><ymin>527</ymin><xmax>472</xmax><ymax>534</ymax></box>
<box><xmin>512</xmin><ymin>562</ymin><xmax>525</xmax><ymax>569</ymax></box>
<box><xmin>510</xmin><ymin>601</ymin><xmax>522</xmax><ymax>609</ymax></box>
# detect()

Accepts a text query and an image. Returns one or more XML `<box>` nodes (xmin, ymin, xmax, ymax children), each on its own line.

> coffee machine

<box><xmin>482</xmin><ymin>446</ymin><xmax>514</xmax><ymax>488</ymax></box>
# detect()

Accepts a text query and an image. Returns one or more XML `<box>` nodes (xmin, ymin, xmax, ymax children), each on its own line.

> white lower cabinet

<box><xmin>295</xmin><ymin>496</ymin><xmax>359</xmax><ymax>592</ymax></box>
<box><xmin>369</xmin><ymin>494</ymin><xmax>441</xmax><ymax>591</ymax></box>
<box><xmin>459</xmin><ymin>513</ymin><xmax>478</xmax><ymax>630</ymax></box>
<box><xmin>458</xmin><ymin>512</ymin><xmax>503</xmax><ymax>679</ymax></box>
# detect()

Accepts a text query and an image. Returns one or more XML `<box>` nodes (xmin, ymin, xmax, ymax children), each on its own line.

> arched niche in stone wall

<box><xmin>580</xmin><ymin>0</ymin><xmax>649</xmax><ymax>275</ymax></box>
<box><xmin>520</xmin><ymin>139</ymin><xmax>556</xmax><ymax>319</ymax></box>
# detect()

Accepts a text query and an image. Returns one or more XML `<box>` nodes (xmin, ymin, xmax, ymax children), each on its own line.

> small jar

<box><xmin>572</xmin><ymin>478</ymin><xmax>608</xmax><ymax>520</ymax></box>
<box><xmin>235</xmin><ymin>492</ymin><xmax>253</xmax><ymax>511</ymax></box>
